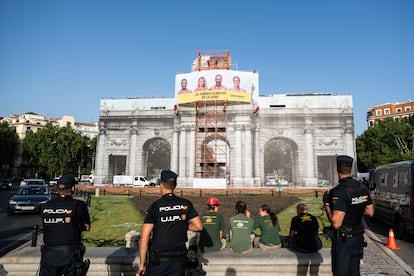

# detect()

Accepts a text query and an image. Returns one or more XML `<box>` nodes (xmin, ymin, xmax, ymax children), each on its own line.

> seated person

<box><xmin>199</xmin><ymin>197</ymin><xmax>226</xmax><ymax>253</ymax></box>
<box><xmin>229</xmin><ymin>200</ymin><xmax>254</xmax><ymax>253</ymax></box>
<box><xmin>285</xmin><ymin>203</ymin><xmax>322</xmax><ymax>253</ymax></box>
<box><xmin>253</xmin><ymin>204</ymin><xmax>281</xmax><ymax>250</ymax></box>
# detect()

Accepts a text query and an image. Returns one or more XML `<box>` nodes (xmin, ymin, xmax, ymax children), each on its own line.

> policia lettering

<box><xmin>43</xmin><ymin>208</ymin><xmax>73</xmax><ymax>224</ymax></box>
<box><xmin>159</xmin><ymin>204</ymin><xmax>188</xmax><ymax>222</ymax></box>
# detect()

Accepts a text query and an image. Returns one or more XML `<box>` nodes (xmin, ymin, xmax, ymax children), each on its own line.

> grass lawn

<box><xmin>82</xmin><ymin>195</ymin><xmax>144</xmax><ymax>247</ymax></box>
<box><xmin>82</xmin><ymin>193</ymin><xmax>331</xmax><ymax>247</ymax></box>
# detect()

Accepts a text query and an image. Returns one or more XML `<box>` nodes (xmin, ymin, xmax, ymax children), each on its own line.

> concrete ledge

<box><xmin>201</xmin><ymin>248</ymin><xmax>331</xmax><ymax>275</ymax></box>
<box><xmin>0</xmin><ymin>246</ymin><xmax>331</xmax><ymax>276</ymax></box>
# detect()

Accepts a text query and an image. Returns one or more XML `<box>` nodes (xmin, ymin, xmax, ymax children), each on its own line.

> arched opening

<box><xmin>143</xmin><ymin>138</ymin><xmax>171</xmax><ymax>179</ymax></box>
<box><xmin>264</xmin><ymin>138</ymin><xmax>297</xmax><ymax>186</ymax></box>
<box><xmin>198</xmin><ymin>137</ymin><xmax>229</xmax><ymax>179</ymax></box>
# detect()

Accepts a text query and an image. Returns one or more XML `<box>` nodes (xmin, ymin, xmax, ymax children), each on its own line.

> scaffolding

<box><xmin>191</xmin><ymin>50</ymin><xmax>231</xmax><ymax>179</ymax></box>
<box><xmin>194</xmin><ymin>100</ymin><xmax>228</xmax><ymax>178</ymax></box>
<box><xmin>192</xmin><ymin>50</ymin><xmax>231</xmax><ymax>71</ymax></box>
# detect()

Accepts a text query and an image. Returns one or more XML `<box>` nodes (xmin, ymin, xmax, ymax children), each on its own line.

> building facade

<box><xmin>367</xmin><ymin>100</ymin><xmax>414</xmax><ymax>127</ymax></box>
<box><xmin>95</xmin><ymin>92</ymin><xmax>355</xmax><ymax>188</ymax></box>
<box><xmin>1</xmin><ymin>112</ymin><xmax>98</xmax><ymax>140</ymax></box>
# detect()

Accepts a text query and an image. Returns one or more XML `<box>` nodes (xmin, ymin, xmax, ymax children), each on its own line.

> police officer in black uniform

<box><xmin>323</xmin><ymin>155</ymin><xmax>375</xmax><ymax>276</ymax></box>
<box><xmin>39</xmin><ymin>174</ymin><xmax>91</xmax><ymax>276</ymax></box>
<box><xmin>137</xmin><ymin>170</ymin><xmax>203</xmax><ymax>276</ymax></box>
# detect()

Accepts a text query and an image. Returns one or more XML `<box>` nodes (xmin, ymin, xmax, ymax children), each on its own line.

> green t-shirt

<box><xmin>200</xmin><ymin>211</ymin><xmax>225</xmax><ymax>253</ymax></box>
<box><xmin>229</xmin><ymin>213</ymin><xmax>254</xmax><ymax>253</ymax></box>
<box><xmin>253</xmin><ymin>214</ymin><xmax>281</xmax><ymax>245</ymax></box>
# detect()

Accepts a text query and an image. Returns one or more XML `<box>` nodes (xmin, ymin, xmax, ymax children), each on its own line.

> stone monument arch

<box><xmin>94</xmin><ymin>68</ymin><xmax>355</xmax><ymax>187</ymax></box>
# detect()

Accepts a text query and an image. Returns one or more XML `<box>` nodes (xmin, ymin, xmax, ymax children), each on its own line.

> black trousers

<box><xmin>332</xmin><ymin>234</ymin><xmax>364</xmax><ymax>276</ymax></box>
<box><xmin>39</xmin><ymin>249</ymin><xmax>79</xmax><ymax>276</ymax></box>
<box><xmin>148</xmin><ymin>257</ymin><xmax>187</xmax><ymax>276</ymax></box>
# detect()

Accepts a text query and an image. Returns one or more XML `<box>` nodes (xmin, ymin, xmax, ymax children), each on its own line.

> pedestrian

<box><xmin>137</xmin><ymin>170</ymin><xmax>203</xmax><ymax>276</ymax></box>
<box><xmin>199</xmin><ymin>197</ymin><xmax>226</xmax><ymax>253</ymax></box>
<box><xmin>323</xmin><ymin>155</ymin><xmax>375</xmax><ymax>276</ymax></box>
<box><xmin>229</xmin><ymin>200</ymin><xmax>254</xmax><ymax>253</ymax></box>
<box><xmin>253</xmin><ymin>204</ymin><xmax>281</xmax><ymax>250</ymax></box>
<box><xmin>39</xmin><ymin>173</ymin><xmax>91</xmax><ymax>276</ymax></box>
<box><xmin>285</xmin><ymin>203</ymin><xmax>322</xmax><ymax>253</ymax></box>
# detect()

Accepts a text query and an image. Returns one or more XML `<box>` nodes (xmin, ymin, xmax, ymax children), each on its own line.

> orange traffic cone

<box><xmin>384</xmin><ymin>228</ymin><xmax>400</xmax><ymax>250</ymax></box>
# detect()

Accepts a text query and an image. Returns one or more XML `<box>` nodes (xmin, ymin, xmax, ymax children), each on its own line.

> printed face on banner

<box><xmin>175</xmin><ymin>70</ymin><xmax>258</xmax><ymax>104</ymax></box>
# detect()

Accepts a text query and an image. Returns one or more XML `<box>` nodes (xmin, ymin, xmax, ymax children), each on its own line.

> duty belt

<box><xmin>157</xmin><ymin>247</ymin><xmax>188</xmax><ymax>258</ymax></box>
<box><xmin>339</xmin><ymin>225</ymin><xmax>364</xmax><ymax>238</ymax></box>
<box><xmin>44</xmin><ymin>244</ymin><xmax>78</xmax><ymax>251</ymax></box>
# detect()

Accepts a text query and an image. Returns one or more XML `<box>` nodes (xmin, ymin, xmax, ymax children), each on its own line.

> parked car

<box><xmin>265</xmin><ymin>175</ymin><xmax>277</xmax><ymax>186</ymax></box>
<box><xmin>0</xmin><ymin>179</ymin><xmax>13</xmax><ymax>190</ymax></box>
<box><xmin>7</xmin><ymin>185</ymin><xmax>51</xmax><ymax>215</ymax></box>
<box><xmin>48</xmin><ymin>178</ymin><xmax>60</xmax><ymax>187</ymax></box>
<box><xmin>20</xmin><ymin>178</ymin><xmax>46</xmax><ymax>186</ymax></box>
<box><xmin>79</xmin><ymin>174</ymin><xmax>94</xmax><ymax>185</ymax></box>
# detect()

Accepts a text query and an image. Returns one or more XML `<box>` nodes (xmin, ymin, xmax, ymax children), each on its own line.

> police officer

<box><xmin>137</xmin><ymin>170</ymin><xmax>203</xmax><ymax>276</ymax></box>
<box><xmin>39</xmin><ymin>173</ymin><xmax>91</xmax><ymax>276</ymax></box>
<box><xmin>323</xmin><ymin>155</ymin><xmax>375</xmax><ymax>276</ymax></box>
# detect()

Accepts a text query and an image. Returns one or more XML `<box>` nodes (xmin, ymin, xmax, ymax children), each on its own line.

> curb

<box><xmin>364</xmin><ymin>224</ymin><xmax>414</xmax><ymax>276</ymax></box>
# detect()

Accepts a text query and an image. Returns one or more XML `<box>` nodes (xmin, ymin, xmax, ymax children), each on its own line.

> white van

<box><xmin>113</xmin><ymin>175</ymin><xmax>151</xmax><ymax>187</ymax></box>
<box><xmin>132</xmin><ymin>176</ymin><xmax>151</xmax><ymax>187</ymax></box>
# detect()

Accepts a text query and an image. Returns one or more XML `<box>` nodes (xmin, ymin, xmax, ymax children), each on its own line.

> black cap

<box><xmin>336</xmin><ymin>155</ymin><xmax>353</xmax><ymax>168</ymax></box>
<box><xmin>160</xmin><ymin>170</ymin><xmax>177</xmax><ymax>183</ymax></box>
<box><xmin>57</xmin><ymin>174</ymin><xmax>77</xmax><ymax>189</ymax></box>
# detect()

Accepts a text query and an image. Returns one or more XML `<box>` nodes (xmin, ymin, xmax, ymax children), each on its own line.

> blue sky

<box><xmin>1</xmin><ymin>0</ymin><xmax>413</xmax><ymax>136</ymax></box>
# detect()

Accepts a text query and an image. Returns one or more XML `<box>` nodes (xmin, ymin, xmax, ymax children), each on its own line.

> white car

<box><xmin>20</xmin><ymin>178</ymin><xmax>46</xmax><ymax>186</ymax></box>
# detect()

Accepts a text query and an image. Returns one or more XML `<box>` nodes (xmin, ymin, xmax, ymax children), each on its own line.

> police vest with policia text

<box><xmin>42</xmin><ymin>198</ymin><xmax>81</xmax><ymax>246</ymax></box>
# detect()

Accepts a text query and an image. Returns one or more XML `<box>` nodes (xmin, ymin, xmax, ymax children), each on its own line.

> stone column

<box><xmin>95</xmin><ymin>124</ymin><xmax>107</xmax><ymax>185</ymax></box>
<box><xmin>344</xmin><ymin>119</ymin><xmax>355</xmax><ymax>156</ymax></box>
<box><xmin>233</xmin><ymin>124</ymin><xmax>242</xmax><ymax>184</ymax></box>
<box><xmin>244</xmin><ymin>125</ymin><xmax>253</xmax><ymax>181</ymax></box>
<box><xmin>129</xmin><ymin>121</ymin><xmax>138</xmax><ymax>175</ymax></box>
<box><xmin>303</xmin><ymin>126</ymin><xmax>317</xmax><ymax>186</ymax></box>
<box><xmin>172</xmin><ymin>126</ymin><xmax>179</xmax><ymax>173</ymax></box>
<box><xmin>188</xmin><ymin>127</ymin><xmax>195</xmax><ymax>180</ymax></box>
<box><xmin>179</xmin><ymin>126</ymin><xmax>187</xmax><ymax>177</ymax></box>
<box><xmin>254</xmin><ymin>126</ymin><xmax>261</xmax><ymax>184</ymax></box>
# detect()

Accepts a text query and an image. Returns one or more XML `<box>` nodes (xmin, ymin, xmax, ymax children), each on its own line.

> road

<box><xmin>365</xmin><ymin>216</ymin><xmax>414</xmax><ymax>270</ymax></box>
<box><xmin>0</xmin><ymin>185</ymin><xmax>43</xmax><ymax>257</ymax></box>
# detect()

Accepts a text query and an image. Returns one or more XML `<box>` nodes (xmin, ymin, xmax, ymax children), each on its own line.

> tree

<box><xmin>356</xmin><ymin>116</ymin><xmax>414</xmax><ymax>171</ymax></box>
<box><xmin>22</xmin><ymin>123</ymin><xmax>93</xmax><ymax>179</ymax></box>
<box><xmin>0</xmin><ymin>121</ymin><xmax>19</xmax><ymax>177</ymax></box>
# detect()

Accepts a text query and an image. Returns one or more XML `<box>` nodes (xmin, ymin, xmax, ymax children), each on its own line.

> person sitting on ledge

<box><xmin>284</xmin><ymin>203</ymin><xmax>322</xmax><ymax>253</ymax></box>
<box><xmin>253</xmin><ymin>204</ymin><xmax>281</xmax><ymax>250</ymax></box>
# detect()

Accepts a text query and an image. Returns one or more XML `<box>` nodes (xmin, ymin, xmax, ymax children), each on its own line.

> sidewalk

<box><xmin>360</xmin><ymin>228</ymin><xmax>414</xmax><ymax>276</ymax></box>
